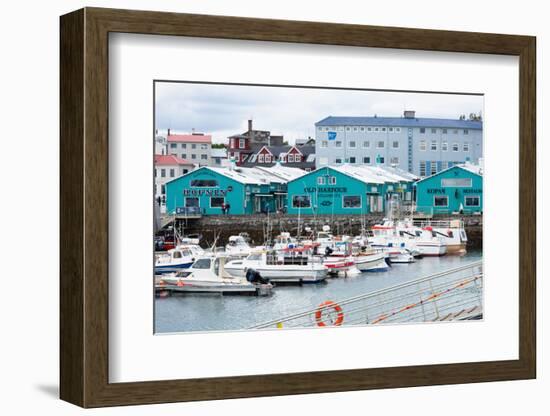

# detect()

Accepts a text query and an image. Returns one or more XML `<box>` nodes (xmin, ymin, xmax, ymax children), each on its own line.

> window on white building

<box><xmin>441</xmin><ymin>142</ymin><xmax>448</xmax><ymax>151</ymax></box>
<box><xmin>363</xmin><ymin>156</ymin><xmax>371</xmax><ymax>164</ymax></box>
<box><xmin>169</xmin><ymin>168</ymin><xmax>175</xmax><ymax>177</ymax></box>
<box><xmin>389</xmin><ymin>127</ymin><xmax>394</xmax><ymax>132</ymax></box>
<box><xmin>453</xmin><ymin>129</ymin><xmax>458</xmax><ymax>134</ymax></box>
<box><xmin>392</xmin><ymin>140</ymin><xmax>399</xmax><ymax>149</ymax></box>
<box><xmin>431</xmin><ymin>140</ymin><xmax>438</xmax><ymax>151</ymax></box>
<box><xmin>419</xmin><ymin>161</ymin><xmax>427</xmax><ymax>176</ymax></box>
<box><xmin>442</xmin><ymin>128</ymin><xmax>448</xmax><ymax>134</ymax></box>
<box><xmin>463</xmin><ymin>142</ymin><xmax>470</xmax><ymax>152</ymax></box>
<box><xmin>349</xmin><ymin>157</ymin><xmax>356</xmax><ymax>164</ymax></box>
<box><xmin>420</xmin><ymin>140</ymin><xmax>427</xmax><ymax>151</ymax></box>
<box><xmin>431</xmin><ymin>163</ymin><xmax>437</xmax><ymax>175</ymax></box>
<box><xmin>381</xmin><ymin>127</ymin><xmax>387</xmax><ymax>132</ymax></box>
<box><xmin>201</xmin><ymin>144</ymin><xmax>208</xmax><ymax>150</ymax></box>
<box><xmin>396</xmin><ymin>127</ymin><xmax>401</xmax><ymax>132</ymax></box>
<box><xmin>349</xmin><ymin>141</ymin><xmax>356</xmax><ymax>148</ymax></box>
<box><xmin>201</xmin><ymin>154</ymin><xmax>207</xmax><ymax>160</ymax></box>
<box><xmin>431</xmin><ymin>128</ymin><xmax>437</xmax><ymax>134</ymax></box>
<box><xmin>377</xmin><ymin>141</ymin><xmax>385</xmax><ymax>148</ymax></box>
<box><xmin>192</xmin><ymin>144</ymin><xmax>197</xmax><ymax>149</ymax></box>
<box><xmin>452</xmin><ymin>143</ymin><xmax>459</xmax><ymax>152</ymax></box>
<box><xmin>346</xmin><ymin>127</ymin><xmax>351</xmax><ymax>131</ymax></box>
<box><xmin>353</xmin><ymin>127</ymin><xmax>358</xmax><ymax>132</ymax></box>
<box><xmin>363</xmin><ymin>141</ymin><xmax>370</xmax><ymax>148</ymax></box>
<box><xmin>367</xmin><ymin>127</ymin><xmax>372</xmax><ymax>132</ymax></box>
<box><xmin>464</xmin><ymin>129</ymin><xmax>469</xmax><ymax>135</ymax></box>
<box><xmin>390</xmin><ymin>157</ymin><xmax>399</xmax><ymax>165</ymax></box>
<box><xmin>321</xmin><ymin>141</ymin><xmax>328</xmax><ymax>148</ymax></box>
<box><xmin>420</xmin><ymin>128</ymin><xmax>426</xmax><ymax>133</ymax></box>
<box><xmin>335</xmin><ymin>141</ymin><xmax>342</xmax><ymax>148</ymax></box>
<box><xmin>335</xmin><ymin>158</ymin><xmax>342</xmax><ymax>164</ymax></box>
<box><xmin>181</xmin><ymin>143</ymin><xmax>187</xmax><ymax>149</ymax></box>
<box><xmin>161</xmin><ymin>169</ymin><xmax>166</xmax><ymax>177</ymax></box>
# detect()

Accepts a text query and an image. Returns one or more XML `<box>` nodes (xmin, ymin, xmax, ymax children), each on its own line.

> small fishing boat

<box><xmin>420</xmin><ymin>219</ymin><xmax>468</xmax><ymax>254</ymax></box>
<box><xmin>224</xmin><ymin>249</ymin><xmax>328</xmax><ymax>283</ymax></box>
<box><xmin>156</xmin><ymin>255</ymin><xmax>273</xmax><ymax>296</ymax></box>
<box><xmin>154</xmin><ymin>246</ymin><xmax>200</xmax><ymax>274</ymax></box>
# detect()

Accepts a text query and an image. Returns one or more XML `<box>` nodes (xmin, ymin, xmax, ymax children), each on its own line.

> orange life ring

<box><xmin>315</xmin><ymin>300</ymin><xmax>344</xmax><ymax>327</ymax></box>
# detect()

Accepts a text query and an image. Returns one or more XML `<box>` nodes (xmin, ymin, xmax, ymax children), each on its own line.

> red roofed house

<box><xmin>167</xmin><ymin>131</ymin><xmax>212</xmax><ymax>167</ymax></box>
<box><xmin>154</xmin><ymin>154</ymin><xmax>195</xmax><ymax>210</ymax></box>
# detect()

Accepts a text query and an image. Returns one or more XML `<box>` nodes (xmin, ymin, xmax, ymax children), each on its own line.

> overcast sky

<box><xmin>155</xmin><ymin>82</ymin><xmax>483</xmax><ymax>145</ymax></box>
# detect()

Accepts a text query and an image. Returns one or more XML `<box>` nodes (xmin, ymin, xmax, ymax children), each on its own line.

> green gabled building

<box><xmin>165</xmin><ymin>164</ymin><xmax>305</xmax><ymax>215</ymax></box>
<box><xmin>414</xmin><ymin>164</ymin><xmax>483</xmax><ymax>215</ymax></box>
<box><xmin>286</xmin><ymin>165</ymin><xmax>416</xmax><ymax>215</ymax></box>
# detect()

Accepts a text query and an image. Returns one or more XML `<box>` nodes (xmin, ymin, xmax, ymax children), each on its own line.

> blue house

<box><xmin>414</xmin><ymin>164</ymin><xmax>483</xmax><ymax>215</ymax></box>
<box><xmin>165</xmin><ymin>165</ymin><xmax>304</xmax><ymax>215</ymax></box>
<box><xmin>286</xmin><ymin>165</ymin><xmax>415</xmax><ymax>215</ymax></box>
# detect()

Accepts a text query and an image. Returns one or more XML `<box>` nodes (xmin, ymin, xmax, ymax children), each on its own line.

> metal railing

<box><xmin>250</xmin><ymin>261</ymin><xmax>483</xmax><ymax>329</ymax></box>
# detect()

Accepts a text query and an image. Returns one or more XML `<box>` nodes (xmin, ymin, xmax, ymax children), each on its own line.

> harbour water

<box><xmin>154</xmin><ymin>249</ymin><xmax>482</xmax><ymax>333</ymax></box>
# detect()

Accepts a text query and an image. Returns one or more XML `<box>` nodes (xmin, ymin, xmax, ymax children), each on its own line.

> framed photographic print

<box><xmin>60</xmin><ymin>7</ymin><xmax>536</xmax><ymax>408</ymax></box>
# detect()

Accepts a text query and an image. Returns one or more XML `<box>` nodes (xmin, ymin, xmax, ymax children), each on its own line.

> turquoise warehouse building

<box><xmin>286</xmin><ymin>165</ymin><xmax>417</xmax><ymax>215</ymax></box>
<box><xmin>414</xmin><ymin>164</ymin><xmax>483</xmax><ymax>215</ymax></box>
<box><xmin>165</xmin><ymin>165</ymin><xmax>305</xmax><ymax>215</ymax></box>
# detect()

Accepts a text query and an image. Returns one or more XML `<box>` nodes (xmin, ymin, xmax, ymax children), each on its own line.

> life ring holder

<box><xmin>315</xmin><ymin>300</ymin><xmax>344</xmax><ymax>327</ymax></box>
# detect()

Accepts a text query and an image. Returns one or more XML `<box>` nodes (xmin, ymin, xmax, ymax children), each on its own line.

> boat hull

<box><xmin>224</xmin><ymin>265</ymin><xmax>328</xmax><ymax>283</ymax></box>
<box><xmin>354</xmin><ymin>253</ymin><xmax>390</xmax><ymax>272</ymax></box>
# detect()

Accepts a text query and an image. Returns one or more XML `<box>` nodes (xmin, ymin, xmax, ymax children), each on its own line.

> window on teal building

<box><xmin>292</xmin><ymin>195</ymin><xmax>311</xmax><ymax>208</ymax></box>
<box><xmin>190</xmin><ymin>179</ymin><xmax>218</xmax><ymax>187</ymax></box>
<box><xmin>343</xmin><ymin>195</ymin><xmax>361</xmax><ymax>208</ymax></box>
<box><xmin>465</xmin><ymin>196</ymin><xmax>480</xmax><ymax>207</ymax></box>
<box><xmin>434</xmin><ymin>196</ymin><xmax>448</xmax><ymax>207</ymax></box>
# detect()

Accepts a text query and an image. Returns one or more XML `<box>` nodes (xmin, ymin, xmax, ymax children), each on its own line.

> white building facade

<box><xmin>167</xmin><ymin>133</ymin><xmax>212</xmax><ymax>167</ymax></box>
<box><xmin>315</xmin><ymin>111</ymin><xmax>482</xmax><ymax>177</ymax></box>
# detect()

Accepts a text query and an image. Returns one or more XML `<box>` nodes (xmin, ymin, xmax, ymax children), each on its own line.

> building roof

<box><xmin>154</xmin><ymin>154</ymin><xmax>192</xmax><ymax>165</ymax></box>
<box><xmin>255</xmin><ymin>164</ymin><xmax>307</xmax><ymax>181</ymax></box>
<box><xmin>167</xmin><ymin>134</ymin><xmax>212</xmax><ymax>143</ymax></box>
<box><xmin>241</xmin><ymin>145</ymin><xmax>316</xmax><ymax>169</ymax></box>
<box><xmin>414</xmin><ymin>163</ymin><xmax>483</xmax><ymax>184</ymax></box>
<box><xmin>166</xmin><ymin>165</ymin><xmax>297</xmax><ymax>186</ymax></box>
<box><xmin>315</xmin><ymin>116</ymin><xmax>482</xmax><ymax>130</ymax></box>
<box><xmin>211</xmin><ymin>148</ymin><xmax>228</xmax><ymax>158</ymax></box>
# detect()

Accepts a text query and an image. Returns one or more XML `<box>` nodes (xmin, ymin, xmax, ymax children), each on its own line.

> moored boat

<box><xmin>224</xmin><ymin>249</ymin><xmax>328</xmax><ymax>283</ymax></box>
<box><xmin>156</xmin><ymin>255</ymin><xmax>273</xmax><ymax>296</ymax></box>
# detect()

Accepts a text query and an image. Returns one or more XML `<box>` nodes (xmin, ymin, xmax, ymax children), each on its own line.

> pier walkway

<box><xmin>250</xmin><ymin>261</ymin><xmax>483</xmax><ymax>329</ymax></box>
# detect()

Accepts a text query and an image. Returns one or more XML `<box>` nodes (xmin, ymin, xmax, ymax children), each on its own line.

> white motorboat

<box><xmin>157</xmin><ymin>255</ymin><xmax>273</xmax><ymax>296</ymax></box>
<box><xmin>154</xmin><ymin>246</ymin><xmax>199</xmax><ymax>274</ymax></box>
<box><xmin>224</xmin><ymin>249</ymin><xmax>328</xmax><ymax>283</ymax></box>
<box><xmin>225</xmin><ymin>234</ymin><xmax>255</xmax><ymax>257</ymax></box>
<box><xmin>417</xmin><ymin>219</ymin><xmax>468</xmax><ymax>254</ymax></box>
<box><xmin>394</xmin><ymin>221</ymin><xmax>447</xmax><ymax>256</ymax></box>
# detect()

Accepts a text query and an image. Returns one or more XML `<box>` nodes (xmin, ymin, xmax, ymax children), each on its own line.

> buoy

<box><xmin>315</xmin><ymin>300</ymin><xmax>344</xmax><ymax>327</ymax></box>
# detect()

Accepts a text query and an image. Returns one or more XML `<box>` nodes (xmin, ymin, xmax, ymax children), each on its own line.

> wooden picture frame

<box><xmin>60</xmin><ymin>7</ymin><xmax>536</xmax><ymax>408</ymax></box>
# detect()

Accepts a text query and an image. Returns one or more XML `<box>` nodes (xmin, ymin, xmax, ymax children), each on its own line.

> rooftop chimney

<box><xmin>167</xmin><ymin>128</ymin><xmax>171</xmax><ymax>136</ymax></box>
<box><xmin>248</xmin><ymin>119</ymin><xmax>253</xmax><ymax>134</ymax></box>
<box><xmin>404</xmin><ymin>110</ymin><xmax>416</xmax><ymax>119</ymax></box>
